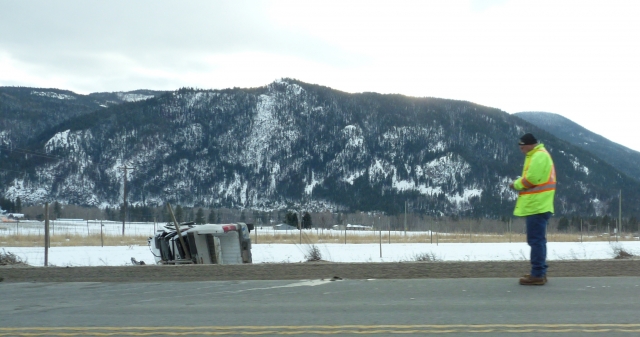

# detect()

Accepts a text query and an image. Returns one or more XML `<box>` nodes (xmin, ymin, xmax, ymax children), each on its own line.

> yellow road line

<box><xmin>2</xmin><ymin>324</ymin><xmax>640</xmax><ymax>336</ymax></box>
<box><xmin>5</xmin><ymin>324</ymin><xmax>640</xmax><ymax>330</ymax></box>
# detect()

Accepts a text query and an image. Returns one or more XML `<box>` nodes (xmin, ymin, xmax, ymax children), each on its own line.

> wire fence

<box><xmin>1</xmin><ymin>220</ymin><xmax>638</xmax><ymax>245</ymax></box>
<box><xmin>0</xmin><ymin>220</ymin><xmax>158</xmax><ymax>237</ymax></box>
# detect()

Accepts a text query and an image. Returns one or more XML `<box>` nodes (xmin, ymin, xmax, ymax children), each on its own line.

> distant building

<box><xmin>273</xmin><ymin>223</ymin><xmax>299</xmax><ymax>231</ymax></box>
<box><xmin>333</xmin><ymin>224</ymin><xmax>373</xmax><ymax>231</ymax></box>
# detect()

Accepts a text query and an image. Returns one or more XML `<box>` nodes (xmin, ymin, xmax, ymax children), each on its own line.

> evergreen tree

<box><xmin>129</xmin><ymin>205</ymin><xmax>139</xmax><ymax>221</ymax></box>
<box><xmin>188</xmin><ymin>208</ymin><xmax>195</xmax><ymax>222</ymax></box>
<box><xmin>601</xmin><ymin>215</ymin><xmax>612</xmax><ymax>232</ymax></box>
<box><xmin>628</xmin><ymin>216</ymin><xmax>639</xmax><ymax>232</ymax></box>
<box><xmin>15</xmin><ymin>197</ymin><xmax>22</xmax><ymax>213</ymax></box>
<box><xmin>53</xmin><ymin>201</ymin><xmax>62</xmax><ymax>219</ymax></box>
<box><xmin>195</xmin><ymin>208</ymin><xmax>205</xmax><ymax>224</ymax></box>
<box><xmin>570</xmin><ymin>216</ymin><xmax>583</xmax><ymax>231</ymax></box>
<box><xmin>0</xmin><ymin>198</ymin><xmax>14</xmax><ymax>213</ymax></box>
<box><xmin>557</xmin><ymin>217</ymin><xmax>569</xmax><ymax>232</ymax></box>
<box><xmin>301</xmin><ymin>212</ymin><xmax>312</xmax><ymax>229</ymax></box>
<box><xmin>174</xmin><ymin>205</ymin><xmax>183</xmax><ymax>223</ymax></box>
<box><xmin>285</xmin><ymin>211</ymin><xmax>299</xmax><ymax>228</ymax></box>
<box><xmin>207</xmin><ymin>209</ymin><xmax>216</xmax><ymax>223</ymax></box>
<box><xmin>161</xmin><ymin>205</ymin><xmax>171</xmax><ymax>224</ymax></box>
<box><xmin>141</xmin><ymin>206</ymin><xmax>154</xmax><ymax>222</ymax></box>
<box><xmin>253</xmin><ymin>210</ymin><xmax>261</xmax><ymax>225</ymax></box>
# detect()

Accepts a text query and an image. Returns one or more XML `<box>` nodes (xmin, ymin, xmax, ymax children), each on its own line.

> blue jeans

<box><xmin>526</xmin><ymin>212</ymin><xmax>551</xmax><ymax>277</ymax></box>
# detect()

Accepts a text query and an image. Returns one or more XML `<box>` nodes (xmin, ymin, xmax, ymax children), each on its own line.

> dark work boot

<box><xmin>519</xmin><ymin>274</ymin><xmax>546</xmax><ymax>285</ymax></box>
<box><xmin>523</xmin><ymin>274</ymin><xmax>547</xmax><ymax>284</ymax></box>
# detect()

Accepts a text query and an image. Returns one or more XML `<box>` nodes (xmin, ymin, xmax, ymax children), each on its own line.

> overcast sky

<box><xmin>1</xmin><ymin>0</ymin><xmax>639</xmax><ymax>151</ymax></box>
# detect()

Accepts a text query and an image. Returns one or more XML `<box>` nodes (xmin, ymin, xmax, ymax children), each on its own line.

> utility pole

<box><xmin>120</xmin><ymin>165</ymin><xmax>134</xmax><ymax>236</ymax></box>
<box><xmin>404</xmin><ymin>200</ymin><xmax>407</xmax><ymax>235</ymax></box>
<box><xmin>167</xmin><ymin>202</ymin><xmax>191</xmax><ymax>260</ymax></box>
<box><xmin>44</xmin><ymin>202</ymin><xmax>49</xmax><ymax>266</ymax></box>
<box><xmin>618</xmin><ymin>189</ymin><xmax>622</xmax><ymax>242</ymax></box>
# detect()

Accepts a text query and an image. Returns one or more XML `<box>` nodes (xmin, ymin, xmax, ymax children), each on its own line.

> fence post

<box><xmin>379</xmin><ymin>228</ymin><xmax>382</xmax><ymax>258</ymax></box>
<box><xmin>430</xmin><ymin>224</ymin><xmax>433</xmax><ymax>244</ymax></box>
<box><xmin>44</xmin><ymin>203</ymin><xmax>49</xmax><ymax>266</ymax></box>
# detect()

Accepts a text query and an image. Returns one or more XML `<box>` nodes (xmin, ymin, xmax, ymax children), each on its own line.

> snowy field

<box><xmin>3</xmin><ymin>241</ymin><xmax>639</xmax><ymax>267</ymax></box>
<box><xmin>2</xmin><ymin>220</ymin><xmax>639</xmax><ymax>267</ymax></box>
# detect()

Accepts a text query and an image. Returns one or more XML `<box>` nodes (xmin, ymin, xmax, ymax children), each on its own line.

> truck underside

<box><xmin>148</xmin><ymin>222</ymin><xmax>253</xmax><ymax>265</ymax></box>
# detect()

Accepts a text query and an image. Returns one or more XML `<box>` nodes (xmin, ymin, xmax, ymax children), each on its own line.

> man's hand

<box><xmin>509</xmin><ymin>177</ymin><xmax>520</xmax><ymax>190</ymax></box>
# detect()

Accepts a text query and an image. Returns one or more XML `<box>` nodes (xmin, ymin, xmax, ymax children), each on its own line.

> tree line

<box><xmin>0</xmin><ymin>197</ymin><xmax>22</xmax><ymax>213</ymax></box>
<box><xmin>557</xmin><ymin>215</ymin><xmax>639</xmax><ymax>233</ymax></box>
<box><xmin>16</xmin><ymin>203</ymin><xmax>640</xmax><ymax>234</ymax></box>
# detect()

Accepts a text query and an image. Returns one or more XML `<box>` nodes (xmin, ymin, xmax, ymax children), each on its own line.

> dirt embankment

<box><xmin>2</xmin><ymin>260</ymin><xmax>640</xmax><ymax>283</ymax></box>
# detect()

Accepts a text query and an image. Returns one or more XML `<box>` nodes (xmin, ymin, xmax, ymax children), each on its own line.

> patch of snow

<box><xmin>369</xmin><ymin>159</ymin><xmax>392</xmax><ymax>182</ymax></box>
<box><xmin>447</xmin><ymin>188</ymin><xmax>483</xmax><ymax>204</ymax></box>
<box><xmin>45</xmin><ymin>129</ymin><xmax>71</xmax><ymax>152</ymax></box>
<box><xmin>30</xmin><ymin>91</ymin><xmax>76</xmax><ymax>100</ymax></box>
<box><xmin>343</xmin><ymin>169</ymin><xmax>365</xmax><ymax>185</ymax></box>
<box><xmin>305</xmin><ymin>172</ymin><xmax>322</xmax><ymax>195</ymax></box>
<box><xmin>0</xmin><ymin>130</ymin><xmax>11</xmax><ymax>146</ymax></box>
<box><xmin>243</xmin><ymin>94</ymin><xmax>279</xmax><ymax>169</ymax></box>
<box><xmin>115</xmin><ymin>92</ymin><xmax>154</xmax><ymax>102</ymax></box>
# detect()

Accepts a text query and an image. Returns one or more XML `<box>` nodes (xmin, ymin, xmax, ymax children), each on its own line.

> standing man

<box><xmin>509</xmin><ymin>133</ymin><xmax>556</xmax><ymax>286</ymax></box>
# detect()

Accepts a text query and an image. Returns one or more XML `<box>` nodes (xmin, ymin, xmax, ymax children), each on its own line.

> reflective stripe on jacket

<box><xmin>513</xmin><ymin>143</ymin><xmax>556</xmax><ymax>216</ymax></box>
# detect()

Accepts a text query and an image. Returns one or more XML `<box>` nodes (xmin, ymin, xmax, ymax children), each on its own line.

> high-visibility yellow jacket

<box><xmin>513</xmin><ymin>143</ymin><xmax>556</xmax><ymax>216</ymax></box>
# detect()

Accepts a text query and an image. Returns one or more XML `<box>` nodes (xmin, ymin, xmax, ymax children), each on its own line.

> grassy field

<box><xmin>0</xmin><ymin>230</ymin><xmax>636</xmax><ymax>247</ymax></box>
<box><xmin>250</xmin><ymin>230</ymin><xmax>638</xmax><ymax>245</ymax></box>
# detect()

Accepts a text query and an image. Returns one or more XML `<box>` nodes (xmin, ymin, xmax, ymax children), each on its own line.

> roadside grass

<box><xmin>304</xmin><ymin>245</ymin><xmax>323</xmax><ymax>262</ymax></box>
<box><xmin>0</xmin><ymin>248</ymin><xmax>26</xmax><ymax>265</ymax></box>
<box><xmin>411</xmin><ymin>252</ymin><xmax>440</xmax><ymax>262</ymax></box>
<box><xmin>612</xmin><ymin>245</ymin><xmax>636</xmax><ymax>259</ymax></box>
<box><xmin>249</xmin><ymin>230</ymin><xmax>637</xmax><ymax>245</ymax></box>
<box><xmin>0</xmin><ymin>233</ymin><xmax>150</xmax><ymax>247</ymax></box>
<box><xmin>0</xmin><ymin>230</ymin><xmax>637</xmax><ymax>247</ymax></box>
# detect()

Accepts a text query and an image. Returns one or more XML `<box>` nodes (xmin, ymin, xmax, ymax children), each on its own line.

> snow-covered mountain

<box><xmin>0</xmin><ymin>87</ymin><xmax>166</xmax><ymax>149</ymax></box>
<box><xmin>2</xmin><ymin>79</ymin><xmax>639</xmax><ymax>217</ymax></box>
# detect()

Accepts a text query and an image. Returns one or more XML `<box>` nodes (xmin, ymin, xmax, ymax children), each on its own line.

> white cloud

<box><xmin>1</xmin><ymin>0</ymin><xmax>639</xmax><ymax>150</ymax></box>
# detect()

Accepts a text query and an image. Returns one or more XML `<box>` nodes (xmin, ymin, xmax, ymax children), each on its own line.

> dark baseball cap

<box><xmin>518</xmin><ymin>133</ymin><xmax>537</xmax><ymax>145</ymax></box>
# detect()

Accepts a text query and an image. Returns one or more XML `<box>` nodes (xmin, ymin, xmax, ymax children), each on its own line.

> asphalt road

<box><xmin>2</xmin><ymin>260</ymin><xmax>639</xmax><ymax>336</ymax></box>
<box><xmin>1</xmin><ymin>277</ymin><xmax>640</xmax><ymax>336</ymax></box>
<box><xmin>2</xmin><ymin>259</ymin><xmax>640</xmax><ymax>282</ymax></box>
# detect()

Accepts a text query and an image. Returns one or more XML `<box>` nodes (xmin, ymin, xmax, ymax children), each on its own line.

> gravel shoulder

<box><xmin>2</xmin><ymin>260</ymin><xmax>640</xmax><ymax>283</ymax></box>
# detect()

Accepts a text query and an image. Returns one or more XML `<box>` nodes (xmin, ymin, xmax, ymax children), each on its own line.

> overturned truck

<box><xmin>148</xmin><ymin>222</ymin><xmax>253</xmax><ymax>265</ymax></box>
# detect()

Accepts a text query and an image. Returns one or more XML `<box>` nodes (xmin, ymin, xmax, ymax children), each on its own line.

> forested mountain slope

<box><xmin>515</xmin><ymin>111</ymin><xmax>640</xmax><ymax>182</ymax></box>
<box><xmin>2</xmin><ymin>80</ymin><xmax>638</xmax><ymax>218</ymax></box>
<box><xmin>0</xmin><ymin>87</ymin><xmax>165</xmax><ymax>148</ymax></box>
